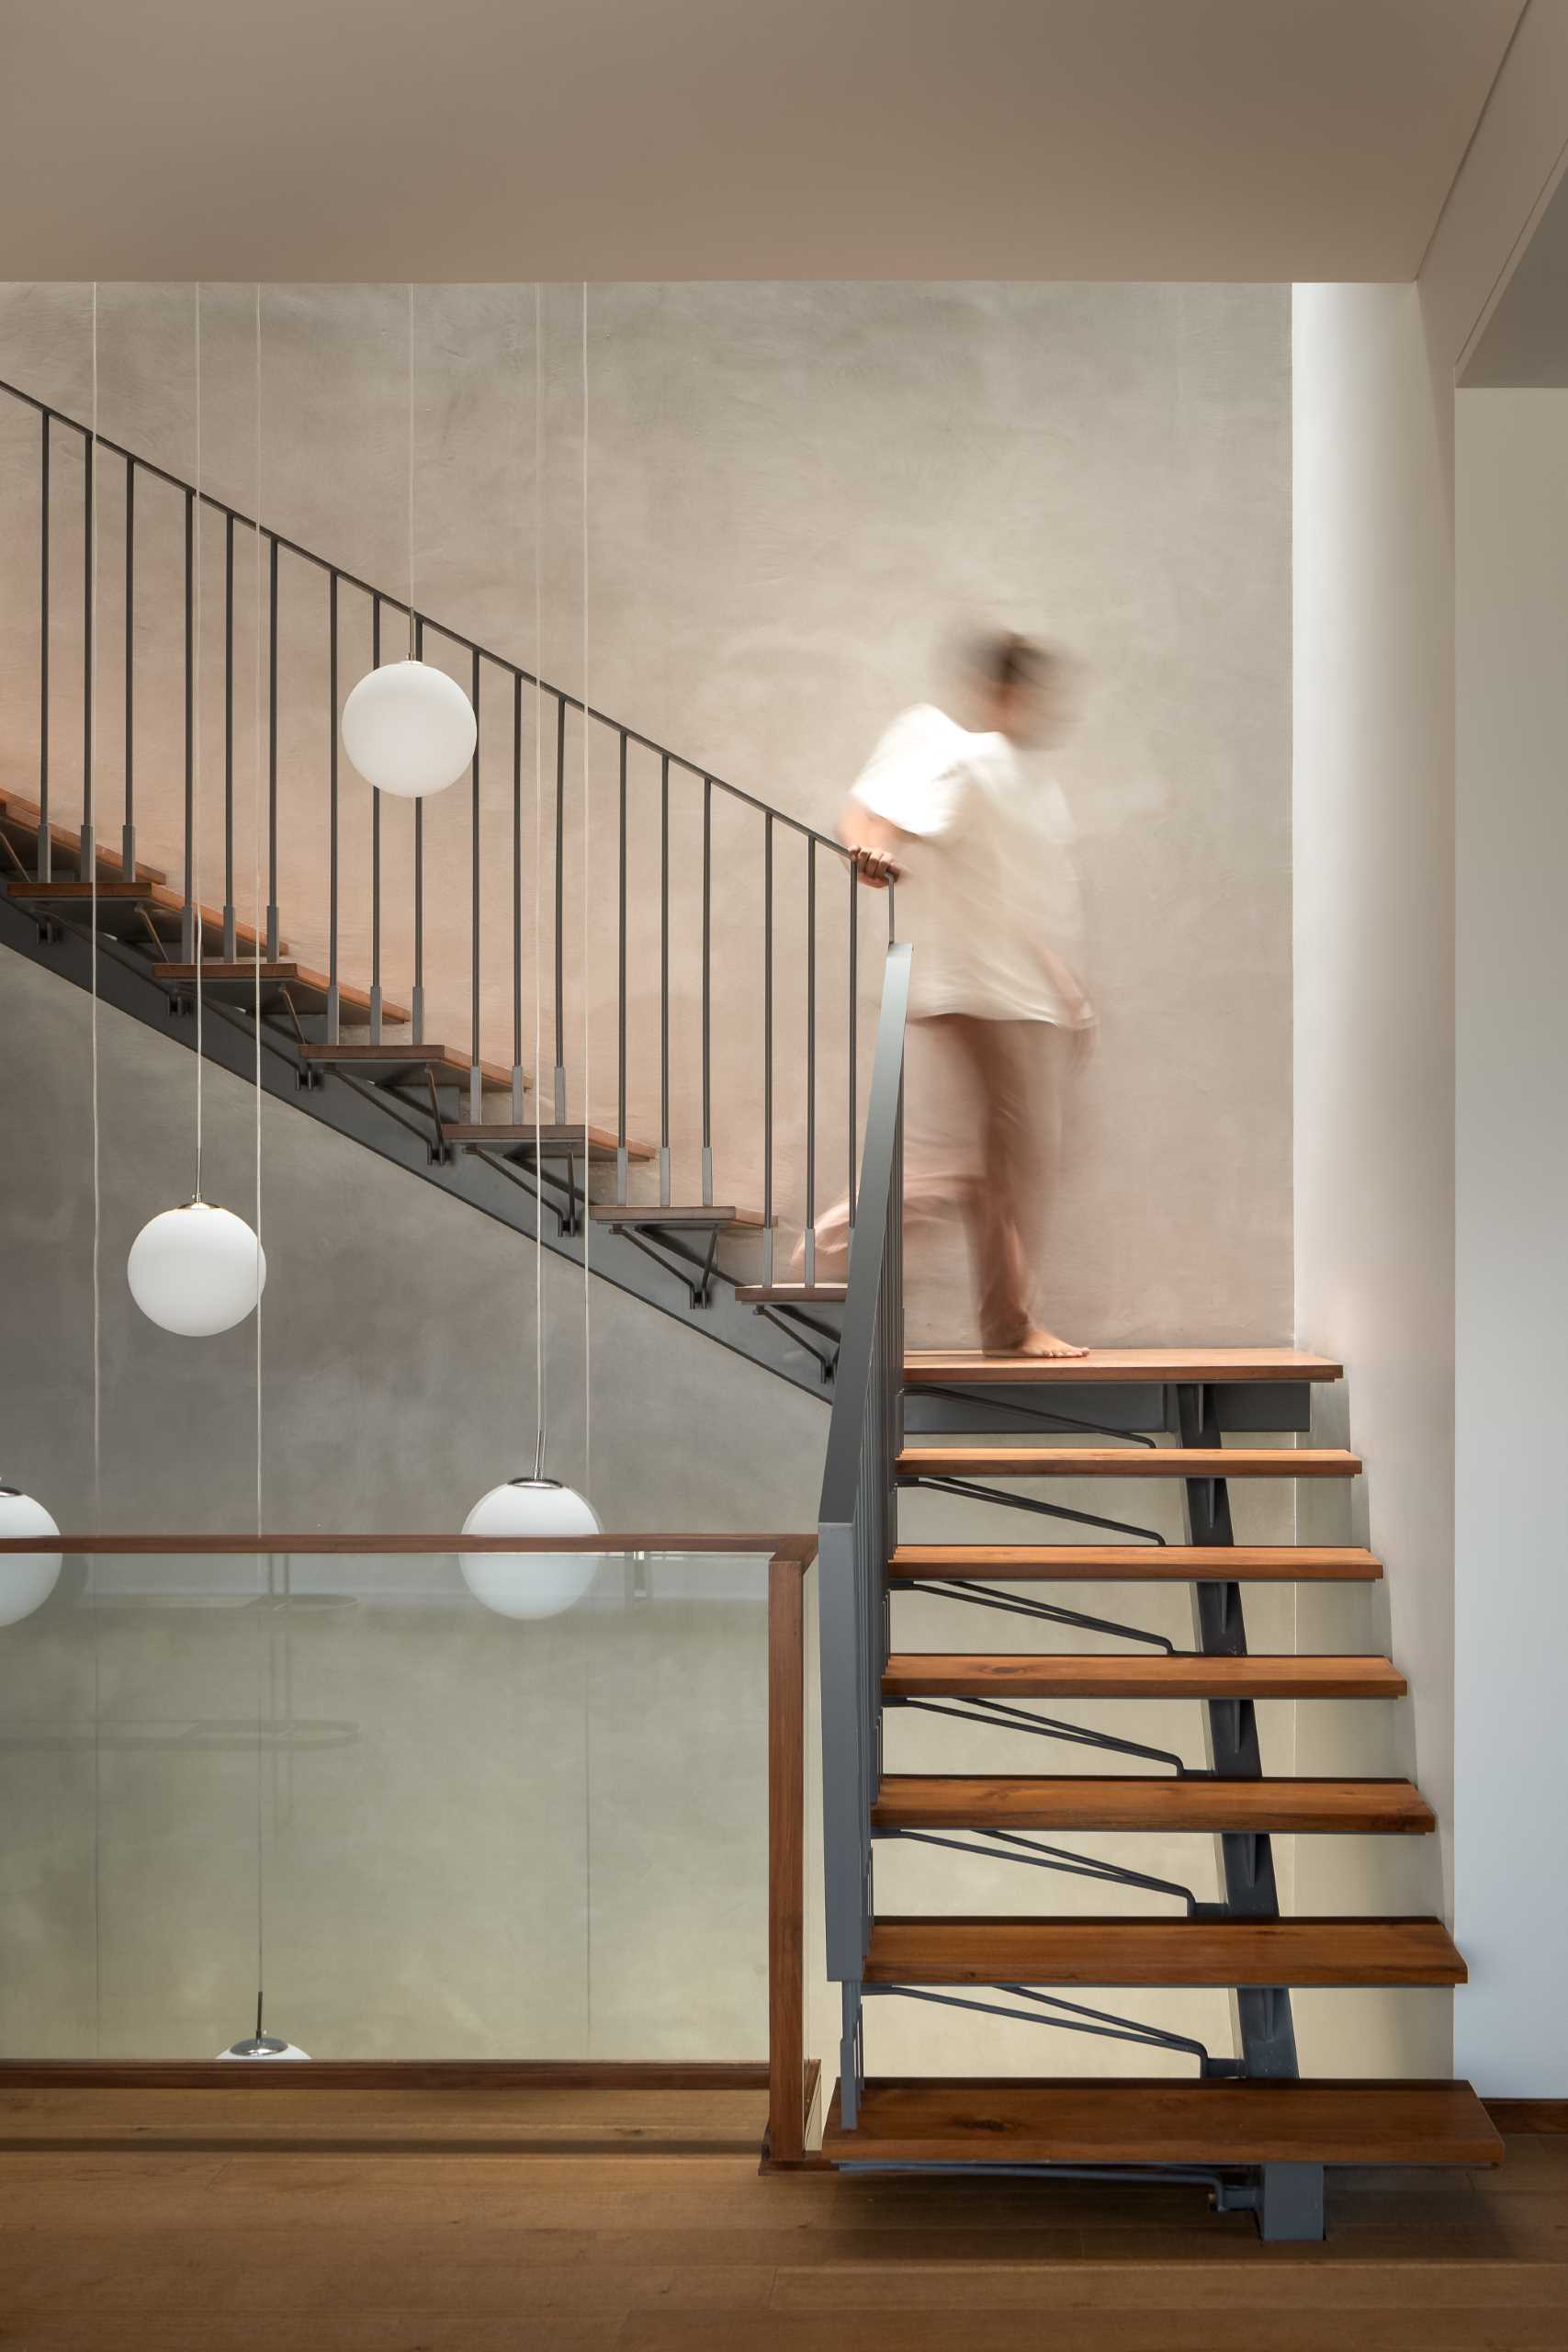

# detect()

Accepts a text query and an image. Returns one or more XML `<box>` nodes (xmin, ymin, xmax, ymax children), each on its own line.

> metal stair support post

<box><xmin>1178</xmin><ymin>1381</ymin><xmax>1302</xmax><ymax>2093</ymax></box>
<box><xmin>818</xmin><ymin>942</ymin><xmax>910</xmax><ymax>2132</ymax></box>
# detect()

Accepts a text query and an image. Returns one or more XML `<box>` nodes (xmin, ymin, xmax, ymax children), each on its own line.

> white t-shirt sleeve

<box><xmin>848</xmin><ymin>705</ymin><xmax>970</xmax><ymax>840</ymax></box>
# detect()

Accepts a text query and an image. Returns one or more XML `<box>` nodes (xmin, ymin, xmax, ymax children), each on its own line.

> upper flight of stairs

<box><xmin>823</xmin><ymin>1343</ymin><xmax>1501</xmax><ymax>2235</ymax></box>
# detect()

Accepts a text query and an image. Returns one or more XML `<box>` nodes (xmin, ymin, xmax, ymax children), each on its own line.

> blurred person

<box><xmin>807</xmin><ymin>632</ymin><xmax>1095</xmax><ymax>1357</ymax></box>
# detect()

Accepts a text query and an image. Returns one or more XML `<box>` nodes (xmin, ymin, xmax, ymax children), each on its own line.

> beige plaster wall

<box><xmin>0</xmin><ymin>279</ymin><xmax>1292</xmax><ymax>1345</ymax></box>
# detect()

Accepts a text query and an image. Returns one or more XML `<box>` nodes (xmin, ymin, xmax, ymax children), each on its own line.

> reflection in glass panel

<box><xmin>0</xmin><ymin>1546</ymin><xmax>772</xmax><ymax>2061</ymax></box>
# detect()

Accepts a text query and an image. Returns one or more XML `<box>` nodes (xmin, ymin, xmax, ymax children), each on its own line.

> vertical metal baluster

<box><xmin>38</xmin><ymin>413</ymin><xmax>51</xmax><ymax>880</ymax></box>
<box><xmin>511</xmin><ymin>672</ymin><xmax>524</xmax><ymax>1121</ymax></box>
<box><xmin>326</xmin><ymin>571</ymin><xmax>340</xmax><ymax>1040</ymax></box>
<box><xmin>222</xmin><ymin>514</ymin><xmax>236</xmax><ymax>957</ymax></box>
<box><xmin>659</xmin><ymin>751</ymin><xmax>671</xmax><ymax>1206</ymax></box>
<box><xmin>412</xmin><ymin>614</ymin><xmax>425</xmax><ymax>1044</ymax></box>
<box><xmin>181</xmin><ymin>486</ymin><xmax>195</xmax><ymax>961</ymax></box>
<box><xmin>469</xmin><ymin>649</ymin><xmax>482</xmax><ymax>1123</ymax></box>
<box><xmin>265</xmin><ymin>536</ymin><xmax>279</xmax><ymax>958</ymax></box>
<box><xmin>847</xmin><ymin>859</ymin><xmax>858</xmax><ymax>1237</ymax></box>
<box><xmin>805</xmin><ymin>838</ymin><xmax>817</xmax><ymax>1283</ymax></box>
<box><xmin>80</xmin><ymin>424</ymin><xmax>95</xmax><ymax>881</ymax></box>
<box><xmin>369</xmin><ymin>595</ymin><xmax>382</xmax><ymax>1041</ymax></box>
<box><xmin>763</xmin><ymin>813</ymin><xmax>774</xmax><ymax>1283</ymax></box>
<box><xmin>701</xmin><ymin>775</ymin><xmax>713</xmax><ymax>1206</ymax></box>
<box><xmin>616</xmin><ymin>729</ymin><xmax>628</xmax><ymax>1203</ymax></box>
<box><xmin>553</xmin><ymin>693</ymin><xmax>567</xmax><ymax>1122</ymax></box>
<box><xmin>121</xmin><ymin>455</ymin><xmax>134</xmax><ymax>877</ymax></box>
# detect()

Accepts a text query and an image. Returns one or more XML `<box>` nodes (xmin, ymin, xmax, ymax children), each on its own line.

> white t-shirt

<box><xmin>849</xmin><ymin>704</ymin><xmax>1084</xmax><ymax>1023</ymax></box>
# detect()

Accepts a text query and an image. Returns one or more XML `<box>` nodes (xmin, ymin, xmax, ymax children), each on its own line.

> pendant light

<box><xmin>0</xmin><ymin>1481</ymin><xmax>62</xmax><ymax>1627</ymax></box>
<box><xmin>128</xmin><ymin>286</ymin><xmax>265</xmax><ymax>1339</ymax></box>
<box><xmin>340</xmin><ymin>286</ymin><xmax>474</xmax><ymax>799</ymax></box>
<box><xmin>461</xmin><ymin>284</ymin><xmax>599</xmax><ymax>1623</ymax></box>
<box><xmin>219</xmin><ymin>286</ymin><xmax>307</xmax><ymax>2064</ymax></box>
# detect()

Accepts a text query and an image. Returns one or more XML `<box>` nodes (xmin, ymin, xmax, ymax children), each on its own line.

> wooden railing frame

<box><xmin>0</xmin><ymin>1530</ymin><xmax>819</xmax><ymax>2163</ymax></box>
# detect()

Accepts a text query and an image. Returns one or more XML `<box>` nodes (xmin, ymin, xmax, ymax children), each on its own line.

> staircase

<box><xmin>0</xmin><ymin>369</ymin><xmax>878</xmax><ymax>1396</ymax></box>
<box><xmin>816</xmin><ymin>944</ymin><xmax>1499</xmax><ymax>2241</ymax></box>
<box><xmin>0</xmin><ymin>370</ymin><xmax>1496</xmax><ymax>2231</ymax></box>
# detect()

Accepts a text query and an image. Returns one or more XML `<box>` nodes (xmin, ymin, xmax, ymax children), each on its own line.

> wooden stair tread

<box><xmin>6</xmin><ymin>877</ymin><xmax>156</xmax><ymax>903</ymax></box>
<box><xmin>444</xmin><ymin>1124</ymin><xmax>654</xmax><ymax>1161</ymax></box>
<box><xmin>899</xmin><ymin>1445</ymin><xmax>1361</xmax><ymax>1479</ymax></box>
<box><xmin>735</xmin><ymin>1283</ymin><xmax>849</xmax><ymax>1305</ymax></box>
<box><xmin>865</xmin><ymin>1915</ymin><xmax>1466</xmax><ymax>1987</ymax></box>
<box><xmin>873</xmin><ymin>1775</ymin><xmax>1435</xmax><ymax>1834</ymax></box>
<box><xmin>299</xmin><ymin>1043</ymin><xmax>513</xmax><ymax>1088</ymax></box>
<box><xmin>821</xmin><ymin>2076</ymin><xmax>1501</xmax><ymax>2168</ymax></box>
<box><xmin>882</xmin><ymin>1653</ymin><xmax>1405</xmax><ymax>1700</ymax></box>
<box><xmin>153</xmin><ymin>963</ymin><xmax>413</xmax><ymax>1026</ymax></box>
<box><xmin>889</xmin><ymin>1543</ymin><xmax>1382</xmax><ymax>1581</ymax></box>
<box><xmin>904</xmin><ymin>1346</ymin><xmax>1343</xmax><ymax>1385</ymax></box>
<box><xmin>590</xmin><ymin>1204</ymin><xmax>771</xmax><ymax>1229</ymax></box>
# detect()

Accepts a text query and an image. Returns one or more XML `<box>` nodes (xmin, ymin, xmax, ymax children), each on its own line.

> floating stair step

<box><xmin>153</xmin><ymin>963</ymin><xmax>412</xmax><ymax>1027</ymax></box>
<box><xmin>590</xmin><ymin>1204</ymin><xmax>771</xmax><ymax>1230</ymax></box>
<box><xmin>444</xmin><ymin>1123</ymin><xmax>654</xmax><ymax>1163</ymax></box>
<box><xmin>904</xmin><ymin>1347</ymin><xmax>1343</xmax><ymax>1386</ymax></box>
<box><xmin>873</xmin><ymin>1775</ymin><xmax>1436</xmax><ymax>1835</ymax></box>
<box><xmin>864</xmin><ymin>1915</ymin><xmax>1465</xmax><ymax>1987</ymax></box>
<box><xmin>299</xmin><ymin>1043</ymin><xmax>513</xmax><ymax>1091</ymax></box>
<box><xmin>734</xmin><ymin>1283</ymin><xmax>849</xmax><ymax>1305</ymax></box>
<box><xmin>882</xmin><ymin>1652</ymin><xmax>1405</xmax><ymax>1701</ymax></box>
<box><xmin>898</xmin><ymin>1446</ymin><xmax>1361</xmax><ymax>1480</ymax></box>
<box><xmin>0</xmin><ymin>789</ymin><xmax>167</xmax><ymax>882</ymax></box>
<box><xmin>822</xmin><ymin>2076</ymin><xmax>1502</xmax><ymax>2168</ymax></box>
<box><xmin>6</xmin><ymin>877</ymin><xmax>162</xmax><ymax>938</ymax></box>
<box><xmin>890</xmin><ymin>1543</ymin><xmax>1382</xmax><ymax>1582</ymax></box>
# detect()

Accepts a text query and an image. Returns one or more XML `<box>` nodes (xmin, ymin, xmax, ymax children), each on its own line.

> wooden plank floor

<box><xmin>0</xmin><ymin>2087</ymin><xmax>1559</xmax><ymax>2349</ymax></box>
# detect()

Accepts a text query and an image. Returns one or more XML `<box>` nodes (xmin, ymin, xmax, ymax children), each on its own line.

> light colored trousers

<box><xmin>809</xmin><ymin>1013</ymin><xmax>1068</xmax><ymax>1350</ymax></box>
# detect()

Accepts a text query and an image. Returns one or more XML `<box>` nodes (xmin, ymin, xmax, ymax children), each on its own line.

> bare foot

<box><xmin>1013</xmin><ymin>1325</ymin><xmax>1090</xmax><ymax>1360</ymax></box>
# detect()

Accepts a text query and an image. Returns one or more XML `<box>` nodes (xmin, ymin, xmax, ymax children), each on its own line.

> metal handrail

<box><xmin>816</xmin><ymin>939</ymin><xmax>910</xmax><ymax>2130</ymax></box>
<box><xmin>0</xmin><ymin>370</ymin><xmax>852</xmax><ymax>859</ymax></box>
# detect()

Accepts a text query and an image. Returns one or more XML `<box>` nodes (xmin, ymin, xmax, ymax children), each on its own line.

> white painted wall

<box><xmin>1453</xmin><ymin>390</ymin><xmax>1568</xmax><ymax>2094</ymax></box>
<box><xmin>1291</xmin><ymin>283</ymin><xmax>1457</xmax><ymax>2076</ymax></box>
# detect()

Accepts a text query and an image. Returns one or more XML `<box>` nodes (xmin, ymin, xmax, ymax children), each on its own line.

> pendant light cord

<box><xmin>533</xmin><ymin>282</ymin><xmax>547</xmax><ymax>1479</ymax></box>
<box><xmin>192</xmin><ymin>285</ymin><xmax>204</xmax><ymax>1200</ymax></box>
<box><xmin>88</xmin><ymin>283</ymin><xmax>101</xmax><ymax>1516</ymax></box>
<box><xmin>581</xmin><ymin>283</ymin><xmax>592</xmax><ymax>1500</ymax></box>
<box><xmin>252</xmin><ymin>280</ymin><xmax>267</xmax><ymax>2032</ymax></box>
<box><xmin>407</xmin><ymin>285</ymin><xmax>416</xmax><ymax>662</ymax></box>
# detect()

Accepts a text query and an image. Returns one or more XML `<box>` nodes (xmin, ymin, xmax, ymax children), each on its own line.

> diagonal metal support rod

<box><xmin>753</xmin><ymin>1302</ymin><xmax>839</xmax><ymax>1384</ymax></box>
<box><xmin>609</xmin><ymin>1220</ymin><xmax>723</xmax><ymax>1309</ymax></box>
<box><xmin>877</xmin><ymin>1825</ymin><xmax>1198</xmax><ymax>1907</ymax></box>
<box><xmin>908</xmin><ymin>1474</ymin><xmax>1167</xmax><ymax>1545</ymax></box>
<box><xmin>907</xmin><ymin>1576</ymin><xmax>1176</xmax><ymax>1651</ymax></box>
<box><xmin>894</xmin><ymin>1692</ymin><xmax>1187</xmax><ymax>1772</ymax></box>
<box><xmin>866</xmin><ymin>1981</ymin><xmax>1210</xmax><ymax>2064</ymax></box>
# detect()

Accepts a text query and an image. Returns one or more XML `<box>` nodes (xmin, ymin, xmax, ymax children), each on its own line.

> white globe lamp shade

<box><xmin>128</xmin><ymin>1202</ymin><xmax>266</xmax><ymax>1338</ymax></box>
<box><xmin>218</xmin><ymin>2037</ymin><xmax>310</xmax><ymax>2062</ymax></box>
<box><xmin>460</xmin><ymin>1478</ymin><xmax>601</xmax><ymax>1621</ymax></box>
<box><xmin>341</xmin><ymin>659</ymin><xmax>476</xmax><ymax>800</ymax></box>
<box><xmin>0</xmin><ymin>1484</ymin><xmax>62</xmax><ymax>1627</ymax></box>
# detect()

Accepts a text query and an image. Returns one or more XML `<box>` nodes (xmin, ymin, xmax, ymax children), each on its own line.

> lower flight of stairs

<box><xmin>821</xmin><ymin>1345</ymin><xmax>1500</xmax><ymax>2238</ymax></box>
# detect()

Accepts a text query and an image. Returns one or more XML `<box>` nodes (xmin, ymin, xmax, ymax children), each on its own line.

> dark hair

<box><xmin>974</xmin><ymin>630</ymin><xmax>1055</xmax><ymax>693</ymax></box>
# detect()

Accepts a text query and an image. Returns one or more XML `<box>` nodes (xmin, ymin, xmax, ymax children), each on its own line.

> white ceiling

<box><xmin>0</xmin><ymin>0</ymin><xmax>1527</xmax><ymax>282</ymax></box>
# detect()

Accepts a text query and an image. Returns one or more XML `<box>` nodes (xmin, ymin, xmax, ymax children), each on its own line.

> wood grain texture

<box><xmin>882</xmin><ymin>1654</ymin><xmax>1405</xmax><ymax>1699</ymax></box>
<box><xmin>872</xmin><ymin>1775</ymin><xmax>1437</xmax><ymax>1835</ymax></box>
<box><xmin>864</xmin><ymin>1916</ymin><xmax>1467</xmax><ymax>1987</ymax></box>
<box><xmin>898</xmin><ymin>1447</ymin><xmax>1362</xmax><ymax>1479</ymax></box>
<box><xmin>298</xmin><ymin>1042</ymin><xmax>513</xmax><ymax>1085</ymax></box>
<box><xmin>889</xmin><ymin>1544</ymin><xmax>1382</xmax><ymax>1580</ymax></box>
<box><xmin>0</xmin><ymin>1534</ymin><xmax>820</xmax><ymax>1559</ymax></box>
<box><xmin>821</xmin><ymin>2076</ymin><xmax>1502</xmax><ymax>2167</ymax></box>
<box><xmin>768</xmin><ymin>1556</ymin><xmax>807</xmax><ymax>2165</ymax></box>
<box><xmin>903</xmin><ymin>1347</ymin><xmax>1343</xmax><ymax>1385</ymax></box>
<box><xmin>152</xmin><ymin>963</ymin><xmax>413</xmax><ymax>1026</ymax></box>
